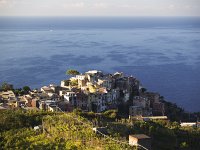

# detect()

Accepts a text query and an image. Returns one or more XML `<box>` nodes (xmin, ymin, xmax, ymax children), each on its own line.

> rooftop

<box><xmin>0</xmin><ymin>106</ymin><xmax>7</xmax><ymax>110</ymax></box>
<box><xmin>85</xmin><ymin>70</ymin><xmax>101</xmax><ymax>74</ymax></box>
<box><xmin>129</xmin><ymin>134</ymin><xmax>151</xmax><ymax>139</ymax></box>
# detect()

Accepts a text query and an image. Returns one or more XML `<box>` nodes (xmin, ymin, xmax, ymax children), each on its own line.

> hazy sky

<box><xmin>0</xmin><ymin>0</ymin><xmax>200</xmax><ymax>16</ymax></box>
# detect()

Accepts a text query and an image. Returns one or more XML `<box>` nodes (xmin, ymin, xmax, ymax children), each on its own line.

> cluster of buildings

<box><xmin>60</xmin><ymin>70</ymin><xmax>140</xmax><ymax>113</ymax></box>
<box><xmin>129</xmin><ymin>92</ymin><xmax>165</xmax><ymax>119</ymax></box>
<box><xmin>0</xmin><ymin>90</ymin><xmax>18</xmax><ymax>110</ymax></box>
<box><xmin>0</xmin><ymin>70</ymin><xmax>165</xmax><ymax>118</ymax></box>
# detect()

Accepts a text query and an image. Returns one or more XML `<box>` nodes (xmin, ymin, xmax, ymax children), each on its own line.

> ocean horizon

<box><xmin>0</xmin><ymin>16</ymin><xmax>200</xmax><ymax>112</ymax></box>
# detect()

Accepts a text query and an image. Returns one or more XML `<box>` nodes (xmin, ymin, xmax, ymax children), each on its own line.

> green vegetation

<box><xmin>0</xmin><ymin>109</ymin><xmax>200</xmax><ymax>150</ymax></box>
<box><xmin>12</xmin><ymin>86</ymin><xmax>31</xmax><ymax>96</ymax></box>
<box><xmin>70</xmin><ymin>79</ymin><xmax>78</xmax><ymax>86</ymax></box>
<box><xmin>23</xmin><ymin>86</ymin><xmax>31</xmax><ymax>93</ymax></box>
<box><xmin>102</xmin><ymin>110</ymin><xmax>117</xmax><ymax>119</ymax></box>
<box><xmin>0</xmin><ymin>110</ymin><xmax>55</xmax><ymax>132</ymax></box>
<box><xmin>0</xmin><ymin>82</ymin><xmax>13</xmax><ymax>91</ymax></box>
<box><xmin>1</xmin><ymin>109</ymin><xmax>200</xmax><ymax>150</ymax></box>
<box><xmin>162</xmin><ymin>99</ymin><xmax>200</xmax><ymax>122</ymax></box>
<box><xmin>140</xmin><ymin>88</ymin><xmax>147</xmax><ymax>93</ymax></box>
<box><xmin>0</xmin><ymin>110</ymin><xmax>133</xmax><ymax>150</ymax></box>
<box><xmin>66</xmin><ymin>69</ymin><xmax>80</xmax><ymax>76</ymax></box>
<box><xmin>0</xmin><ymin>82</ymin><xmax>31</xmax><ymax>96</ymax></box>
<box><xmin>77</xmin><ymin>110</ymin><xmax>200</xmax><ymax>150</ymax></box>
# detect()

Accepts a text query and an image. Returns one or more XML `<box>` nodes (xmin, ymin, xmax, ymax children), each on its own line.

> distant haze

<box><xmin>0</xmin><ymin>0</ymin><xmax>200</xmax><ymax>16</ymax></box>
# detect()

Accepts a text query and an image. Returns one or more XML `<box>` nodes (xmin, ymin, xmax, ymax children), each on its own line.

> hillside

<box><xmin>0</xmin><ymin>110</ymin><xmax>133</xmax><ymax>150</ymax></box>
<box><xmin>1</xmin><ymin>109</ymin><xmax>200</xmax><ymax>150</ymax></box>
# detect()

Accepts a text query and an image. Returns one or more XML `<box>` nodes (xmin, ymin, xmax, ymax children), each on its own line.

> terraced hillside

<box><xmin>0</xmin><ymin>110</ymin><xmax>134</xmax><ymax>150</ymax></box>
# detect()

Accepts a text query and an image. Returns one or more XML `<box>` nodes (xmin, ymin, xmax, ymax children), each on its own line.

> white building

<box><xmin>180</xmin><ymin>122</ymin><xmax>197</xmax><ymax>127</ymax></box>
<box><xmin>63</xmin><ymin>92</ymin><xmax>77</xmax><ymax>106</ymax></box>
<box><xmin>76</xmin><ymin>75</ymin><xmax>86</xmax><ymax>80</ymax></box>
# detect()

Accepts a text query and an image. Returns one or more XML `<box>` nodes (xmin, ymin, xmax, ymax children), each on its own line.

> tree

<box><xmin>66</xmin><ymin>69</ymin><xmax>80</xmax><ymax>76</ymax></box>
<box><xmin>141</xmin><ymin>88</ymin><xmax>147</xmax><ymax>93</ymax></box>
<box><xmin>23</xmin><ymin>86</ymin><xmax>31</xmax><ymax>92</ymax></box>
<box><xmin>1</xmin><ymin>82</ymin><xmax>13</xmax><ymax>91</ymax></box>
<box><xmin>13</xmin><ymin>89</ymin><xmax>20</xmax><ymax>96</ymax></box>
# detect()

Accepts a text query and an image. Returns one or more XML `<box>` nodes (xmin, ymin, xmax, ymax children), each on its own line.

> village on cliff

<box><xmin>0</xmin><ymin>70</ymin><xmax>167</xmax><ymax>119</ymax></box>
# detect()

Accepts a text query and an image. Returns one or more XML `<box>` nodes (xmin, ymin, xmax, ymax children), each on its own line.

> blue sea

<box><xmin>0</xmin><ymin>17</ymin><xmax>200</xmax><ymax>112</ymax></box>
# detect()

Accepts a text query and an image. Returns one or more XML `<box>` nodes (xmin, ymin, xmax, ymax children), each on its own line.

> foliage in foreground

<box><xmin>0</xmin><ymin>109</ymin><xmax>55</xmax><ymax>132</ymax></box>
<box><xmin>77</xmin><ymin>110</ymin><xmax>200</xmax><ymax>150</ymax></box>
<box><xmin>1</xmin><ymin>109</ymin><xmax>200</xmax><ymax>150</ymax></box>
<box><xmin>0</xmin><ymin>110</ymin><xmax>134</xmax><ymax>150</ymax></box>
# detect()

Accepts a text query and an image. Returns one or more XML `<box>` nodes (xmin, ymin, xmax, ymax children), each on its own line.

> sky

<box><xmin>0</xmin><ymin>0</ymin><xmax>200</xmax><ymax>16</ymax></box>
